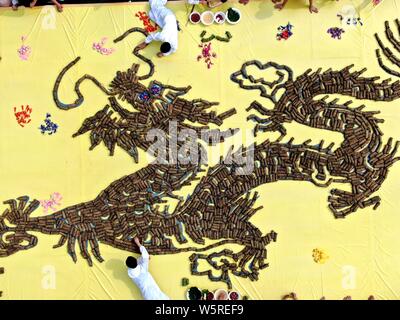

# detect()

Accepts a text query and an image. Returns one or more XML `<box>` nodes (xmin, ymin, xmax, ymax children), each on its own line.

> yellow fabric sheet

<box><xmin>1</xmin><ymin>0</ymin><xmax>400</xmax><ymax>300</ymax></box>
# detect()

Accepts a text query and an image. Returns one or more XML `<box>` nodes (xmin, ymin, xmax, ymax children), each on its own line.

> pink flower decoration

<box><xmin>39</xmin><ymin>192</ymin><xmax>63</xmax><ymax>213</ymax></box>
<box><xmin>18</xmin><ymin>45</ymin><xmax>32</xmax><ymax>61</ymax></box>
<box><xmin>92</xmin><ymin>37</ymin><xmax>116</xmax><ymax>56</ymax></box>
<box><xmin>17</xmin><ymin>36</ymin><xmax>32</xmax><ymax>61</ymax></box>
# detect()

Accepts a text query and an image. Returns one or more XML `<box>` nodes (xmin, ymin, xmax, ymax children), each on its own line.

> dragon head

<box><xmin>109</xmin><ymin>63</ymin><xmax>154</xmax><ymax>109</ymax></box>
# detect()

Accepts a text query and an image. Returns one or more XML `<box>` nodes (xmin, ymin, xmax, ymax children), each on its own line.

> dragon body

<box><xmin>1</xmin><ymin>28</ymin><xmax>400</xmax><ymax>288</ymax></box>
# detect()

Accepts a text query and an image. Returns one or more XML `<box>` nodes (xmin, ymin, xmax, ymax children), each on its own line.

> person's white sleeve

<box><xmin>140</xmin><ymin>245</ymin><xmax>150</xmax><ymax>270</ymax></box>
<box><xmin>145</xmin><ymin>32</ymin><xmax>162</xmax><ymax>44</ymax></box>
<box><xmin>127</xmin><ymin>267</ymin><xmax>138</xmax><ymax>280</ymax></box>
<box><xmin>12</xmin><ymin>0</ymin><xmax>18</xmax><ymax>5</ymax></box>
<box><xmin>187</xmin><ymin>0</ymin><xmax>200</xmax><ymax>4</ymax></box>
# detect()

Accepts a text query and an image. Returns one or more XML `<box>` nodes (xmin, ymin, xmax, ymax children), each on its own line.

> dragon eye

<box><xmin>139</xmin><ymin>91</ymin><xmax>151</xmax><ymax>101</ymax></box>
<box><xmin>150</xmin><ymin>84</ymin><xmax>162</xmax><ymax>95</ymax></box>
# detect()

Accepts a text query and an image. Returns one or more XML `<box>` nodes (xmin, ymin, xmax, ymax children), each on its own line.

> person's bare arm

<box><xmin>134</xmin><ymin>237</ymin><xmax>142</xmax><ymax>247</ymax></box>
<box><xmin>134</xmin><ymin>237</ymin><xmax>150</xmax><ymax>268</ymax></box>
<box><xmin>136</xmin><ymin>42</ymin><xmax>149</xmax><ymax>51</ymax></box>
<box><xmin>140</xmin><ymin>33</ymin><xmax>164</xmax><ymax>57</ymax></box>
<box><xmin>134</xmin><ymin>237</ymin><xmax>150</xmax><ymax>258</ymax></box>
<box><xmin>308</xmin><ymin>0</ymin><xmax>318</xmax><ymax>13</ymax></box>
<box><xmin>50</xmin><ymin>0</ymin><xmax>63</xmax><ymax>12</ymax></box>
<box><xmin>274</xmin><ymin>0</ymin><xmax>288</xmax><ymax>10</ymax></box>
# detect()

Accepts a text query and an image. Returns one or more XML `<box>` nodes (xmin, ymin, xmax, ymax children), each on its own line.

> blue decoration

<box><xmin>150</xmin><ymin>84</ymin><xmax>162</xmax><ymax>96</ymax></box>
<box><xmin>327</xmin><ymin>27</ymin><xmax>345</xmax><ymax>40</ymax></box>
<box><xmin>39</xmin><ymin>113</ymin><xmax>58</xmax><ymax>135</ymax></box>
<box><xmin>276</xmin><ymin>22</ymin><xmax>294</xmax><ymax>41</ymax></box>
<box><xmin>139</xmin><ymin>91</ymin><xmax>151</xmax><ymax>102</ymax></box>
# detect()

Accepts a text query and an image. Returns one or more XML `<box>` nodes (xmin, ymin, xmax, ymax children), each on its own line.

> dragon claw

<box><xmin>56</xmin><ymin>223</ymin><xmax>104</xmax><ymax>265</ymax></box>
<box><xmin>3</xmin><ymin>199</ymin><xmax>17</xmax><ymax>211</ymax></box>
<box><xmin>0</xmin><ymin>196</ymin><xmax>40</xmax><ymax>257</ymax></box>
<box><xmin>328</xmin><ymin>188</ymin><xmax>382</xmax><ymax>218</ymax></box>
<box><xmin>2</xmin><ymin>196</ymin><xmax>39</xmax><ymax>224</ymax></box>
<box><xmin>16</xmin><ymin>195</ymin><xmax>30</xmax><ymax>202</ymax></box>
<box><xmin>53</xmin><ymin>234</ymin><xmax>67</xmax><ymax>249</ymax></box>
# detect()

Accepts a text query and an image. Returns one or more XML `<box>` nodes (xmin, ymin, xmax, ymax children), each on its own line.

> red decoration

<box><xmin>197</xmin><ymin>43</ymin><xmax>217</xmax><ymax>69</ymax></box>
<box><xmin>276</xmin><ymin>23</ymin><xmax>294</xmax><ymax>41</ymax></box>
<box><xmin>14</xmin><ymin>105</ymin><xmax>32</xmax><ymax>127</ymax></box>
<box><xmin>135</xmin><ymin>11</ymin><xmax>158</xmax><ymax>33</ymax></box>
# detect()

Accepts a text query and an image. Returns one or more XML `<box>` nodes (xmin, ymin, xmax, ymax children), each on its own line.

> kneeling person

<box><xmin>137</xmin><ymin>0</ymin><xmax>178</xmax><ymax>57</ymax></box>
<box><xmin>126</xmin><ymin>237</ymin><xmax>170</xmax><ymax>300</ymax></box>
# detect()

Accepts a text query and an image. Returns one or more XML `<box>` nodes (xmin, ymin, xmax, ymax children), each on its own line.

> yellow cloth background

<box><xmin>1</xmin><ymin>0</ymin><xmax>400</xmax><ymax>300</ymax></box>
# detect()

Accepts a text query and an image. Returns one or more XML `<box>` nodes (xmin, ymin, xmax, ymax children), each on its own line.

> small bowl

<box><xmin>214</xmin><ymin>288</ymin><xmax>229</xmax><ymax>300</ymax></box>
<box><xmin>214</xmin><ymin>11</ymin><xmax>226</xmax><ymax>24</ymax></box>
<box><xmin>226</xmin><ymin>7</ymin><xmax>241</xmax><ymax>25</ymax></box>
<box><xmin>190</xmin><ymin>11</ymin><xmax>201</xmax><ymax>24</ymax></box>
<box><xmin>229</xmin><ymin>290</ymin><xmax>241</xmax><ymax>301</ymax></box>
<box><xmin>201</xmin><ymin>11</ymin><xmax>215</xmax><ymax>26</ymax></box>
<box><xmin>186</xmin><ymin>287</ymin><xmax>202</xmax><ymax>300</ymax></box>
<box><xmin>205</xmin><ymin>291</ymin><xmax>215</xmax><ymax>300</ymax></box>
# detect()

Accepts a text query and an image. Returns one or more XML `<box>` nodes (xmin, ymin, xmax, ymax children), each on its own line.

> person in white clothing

<box><xmin>137</xmin><ymin>0</ymin><xmax>180</xmax><ymax>57</ymax></box>
<box><xmin>126</xmin><ymin>237</ymin><xmax>170</xmax><ymax>300</ymax></box>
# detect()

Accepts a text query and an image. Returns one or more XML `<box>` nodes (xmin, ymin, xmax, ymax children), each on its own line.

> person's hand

<box><xmin>12</xmin><ymin>5</ymin><xmax>17</xmax><ymax>10</ymax></box>
<box><xmin>274</xmin><ymin>3</ymin><xmax>284</xmax><ymax>10</ymax></box>
<box><xmin>157</xmin><ymin>52</ymin><xmax>164</xmax><ymax>58</ymax></box>
<box><xmin>199</xmin><ymin>0</ymin><xmax>207</xmax><ymax>4</ymax></box>
<box><xmin>134</xmin><ymin>237</ymin><xmax>141</xmax><ymax>247</ymax></box>
<box><xmin>30</xmin><ymin>0</ymin><xmax>37</xmax><ymax>8</ymax></box>
<box><xmin>136</xmin><ymin>42</ymin><xmax>148</xmax><ymax>51</ymax></box>
<box><xmin>309</xmin><ymin>5</ymin><xmax>318</xmax><ymax>13</ymax></box>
